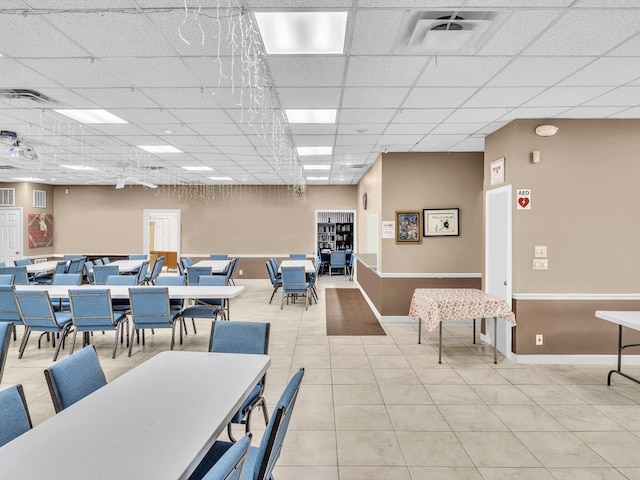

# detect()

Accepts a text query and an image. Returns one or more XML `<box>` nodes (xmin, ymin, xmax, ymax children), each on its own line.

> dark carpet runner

<box><xmin>325</xmin><ymin>288</ymin><xmax>386</xmax><ymax>336</ymax></box>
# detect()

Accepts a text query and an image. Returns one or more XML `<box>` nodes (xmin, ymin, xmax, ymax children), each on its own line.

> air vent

<box><xmin>0</xmin><ymin>89</ymin><xmax>52</xmax><ymax>103</ymax></box>
<box><xmin>393</xmin><ymin>11</ymin><xmax>506</xmax><ymax>54</ymax></box>
<box><xmin>0</xmin><ymin>188</ymin><xmax>15</xmax><ymax>206</ymax></box>
<box><xmin>0</xmin><ymin>165</ymin><xmax>17</xmax><ymax>170</ymax></box>
<box><xmin>33</xmin><ymin>190</ymin><xmax>46</xmax><ymax>208</ymax></box>
<box><xmin>142</xmin><ymin>166</ymin><xmax>165</xmax><ymax>170</ymax></box>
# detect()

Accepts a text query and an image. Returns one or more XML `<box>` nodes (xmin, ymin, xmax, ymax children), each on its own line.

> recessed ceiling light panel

<box><xmin>138</xmin><ymin>145</ymin><xmax>183</xmax><ymax>153</ymax></box>
<box><xmin>255</xmin><ymin>12</ymin><xmax>348</xmax><ymax>54</ymax></box>
<box><xmin>286</xmin><ymin>109</ymin><xmax>337</xmax><ymax>124</ymax></box>
<box><xmin>208</xmin><ymin>176</ymin><xmax>233</xmax><ymax>181</ymax></box>
<box><xmin>182</xmin><ymin>166</ymin><xmax>213</xmax><ymax>171</ymax></box>
<box><xmin>60</xmin><ymin>165</ymin><xmax>98</xmax><ymax>171</ymax></box>
<box><xmin>303</xmin><ymin>164</ymin><xmax>331</xmax><ymax>170</ymax></box>
<box><xmin>53</xmin><ymin>109</ymin><xmax>128</xmax><ymax>124</ymax></box>
<box><xmin>306</xmin><ymin>176</ymin><xmax>329</xmax><ymax>181</ymax></box>
<box><xmin>297</xmin><ymin>146</ymin><xmax>332</xmax><ymax>156</ymax></box>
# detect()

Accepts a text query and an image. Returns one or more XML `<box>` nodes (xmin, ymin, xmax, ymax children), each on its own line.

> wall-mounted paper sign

<box><xmin>382</xmin><ymin>221</ymin><xmax>395</xmax><ymax>239</ymax></box>
<box><xmin>516</xmin><ymin>189</ymin><xmax>531</xmax><ymax>210</ymax></box>
<box><xmin>490</xmin><ymin>157</ymin><xmax>505</xmax><ymax>185</ymax></box>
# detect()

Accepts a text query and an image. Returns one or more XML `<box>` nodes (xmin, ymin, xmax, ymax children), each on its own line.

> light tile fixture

<box><xmin>297</xmin><ymin>146</ymin><xmax>333</xmax><ymax>156</ymax></box>
<box><xmin>182</xmin><ymin>166</ymin><xmax>213</xmax><ymax>171</ymax></box>
<box><xmin>286</xmin><ymin>109</ymin><xmax>337</xmax><ymax>124</ymax></box>
<box><xmin>137</xmin><ymin>146</ymin><xmax>183</xmax><ymax>153</ymax></box>
<box><xmin>303</xmin><ymin>165</ymin><xmax>331</xmax><ymax>170</ymax></box>
<box><xmin>60</xmin><ymin>165</ymin><xmax>98</xmax><ymax>171</ymax></box>
<box><xmin>53</xmin><ymin>109</ymin><xmax>128</xmax><ymax>124</ymax></box>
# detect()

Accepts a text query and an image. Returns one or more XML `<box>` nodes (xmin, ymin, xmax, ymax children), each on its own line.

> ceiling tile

<box><xmin>498</xmin><ymin>106</ymin><xmax>567</xmax><ymax>121</ymax></box>
<box><xmin>69</xmin><ymin>88</ymin><xmax>160</xmax><ymax>108</ymax></box>
<box><xmin>559</xmin><ymin>57</ymin><xmax>640</xmax><ymax>86</ymax></box>
<box><xmin>523</xmin><ymin>86</ymin><xmax>613</xmax><ymax>107</ymax></box>
<box><xmin>446</xmin><ymin>108</ymin><xmax>506</xmax><ymax>123</ymax></box>
<box><xmin>383</xmin><ymin>124</ymin><xmax>436</xmax><ymax>135</ymax></box>
<box><xmin>413</xmin><ymin>135</ymin><xmax>468</xmax><ymax>151</ymax></box>
<box><xmin>20</xmin><ymin>58</ymin><xmax>130</xmax><ymax>88</ymax></box>
<box><xmin>277</xmin><ymin>88</ymin><xmax>342</xmax><ymax>108</ymax></box>
<box><xmin>555</xmin><ymin>106</ymin><xmax>628</xmax><ymax>118</ymax></box>
<box><xmin>607</xmin><ymin>106</ymin><xmax>640</xmax><ymax>117</ymax></box>
<box><xmin>487</xmin><ymin>57</ymin><xmax>595</xmax><ymax>87</ymax></box>
<box><xmin>0</xmin><ymin>59</ymin><xmax>61</xmax><ymax>88</ymax></box>
<box><xmin>417</xmin><ymin>56</ymin><xmax>511</xmax><ymax>87</ymax></box>
<box><xmin>339</xmin><ymin>109</ymin><xmax>396</xmax><ymax>123</ymax></box>
<box><xmin>139</xmin><ymin>88</ymin><xmax>222</xmax><ymax>108</ymax></box>
<box><xmin>337</xmin><ymin>124</ymin><xmax>386</xmax><ymax>135</ymax></box>
<box><xmin>392</xmin><ymin>109</ymin><xmax>454</xmax><ymax>123</ymax></box>
<box><xmin>346</xmin><ymin>56</ymin><xmax>427</xmax><ymax>87</ymax></box>
<box><xmin>350</xmin><ymin>9</ymin><xmax>407</xmax><ymax>55</ymax></box>
<box><xmin>267</xmin><ymin>57</ymin><xmax>346</xmax><ymax>87</ymax></box>
<box><xmin>448</xmin><ymin>137</ymin><xmax>485</xmax><ymax>151</ymax></box>
<box><xmin>336</xmin><ymin>135</ymin><xmax>383</xmax><ymax>146</ymax></box>
<box><xmin>430</xmin><ymin>123</ymin><xmax>489</xmax><ymax>135</ymax></box>
<box><xmin>581</xmin><ymin>86</ymin><xmax>640</xmax><ymax>106</ymax></box>
<box><xmin>342</xmin><ymin>88</ymin><xmax>409</xmax><ymax>108</ymax></box>
<box><xmin>403</xmin><ymin>87</ymin><xmax>477</xmax><ymax>108</ymax></box>
<box><xmin>463</xmin><ymin>87</ymin><xmax>545</xmax><ymax>108</ymax></box>
<box><xmin>102</xmin><ymin>58</ymin><xmax>202</xmax><ymax>88</ymax></box>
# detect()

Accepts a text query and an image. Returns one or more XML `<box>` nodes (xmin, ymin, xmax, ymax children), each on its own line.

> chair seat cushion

<box><xmin>189</xmin><ymin>441</ymin><xmax>258</xmax><ymax>480</ymax></box>
<box><xmin>230</xmin><ymin>384</ymin><xmax>262</xmax><ymax>423</ymax></box>
<box><xmin>181</xmin><ymin>305</ymin><xmax>220</xmax><ymax>318</ymax></box>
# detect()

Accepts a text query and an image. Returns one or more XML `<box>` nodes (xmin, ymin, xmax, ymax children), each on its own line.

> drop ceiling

<box><xmin>0</xmin><ymin>0</ymin><xmax>639</xmax><ymax>187</ymax></box>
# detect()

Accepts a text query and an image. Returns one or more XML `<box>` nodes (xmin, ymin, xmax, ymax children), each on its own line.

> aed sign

<box><xmin>516</xmin><ymin>189</ymin><xmax>531</xmax><ymax>210</ymax></box>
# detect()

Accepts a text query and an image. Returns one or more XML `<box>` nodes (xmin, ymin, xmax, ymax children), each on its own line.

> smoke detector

<box><xmin>393</xmin><ymin>11</ymin><xmax>506</xmax><ymax>54</ymax></box>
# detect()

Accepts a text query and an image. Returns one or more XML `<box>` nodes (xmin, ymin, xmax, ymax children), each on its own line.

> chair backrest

<box><xmin>0</xmin><ymin>275</ymin><xmax>14</xmax><ymax>285</ymax></box>
<box><xmin>289</xmin><ymin>254</ymin><xmax>306</xmax><ymax>260</ymax></box>
<box><xmin>62</xmin><ymin>255</ymin><xmax>83</xmax><ymax>261</ymax></box>
<box><xmin>227</xmin><ymin>257</ymin><xmax>239</xmax><ymax>281</ymax></box>
<box><xmin>44</xmin><ymin>345</ymin><xmax>107</xmax><ymax>413</ymax></box>
<box><xmin>209</xmin><ymin>321</ymin><xmax>270</xmax><ymax>356</ymax></box>
<box><xmin>129</xmin><ymin>287</ymin><xmax>172</xmax><ymax>327</ymax></box>
<box><xmin>0</xmin><ymin>286</ymin><xmax>20</xmax><ymax>323</ymax></box>
<box><xmin>101</xmin><ymin>257</ymin><xmax>110</xmax><ymax>264</ymax></box>
<box><xmin>0</xmin><ymin>384</ymin><xmax>32</xmax><ymax>447</ymax></box>
<box><xmin>129</xmin><ymin>254</ymin><xmax>147</xmax><ymax>260</ymax></box>
<box><xmin>136</xmin><ymin>260</ymin><xmax>150</xmax><ymax>285</ymax></box>
<box><xmin>183</xmin><ymin>257</ymin><xmax>194</xmax><ymax>267</ymax></box>
<box><xmin>83</xmin><ymin>261</ymin><xmax>93</xmax><ymax>275</ymax></box>
<box><xmin>106</xmin><ymin>274</ymin><xmax>137</xmax><ymax>285</ymax></box>
<box><xmin>0</xmin><ymin>262</ymin><xmax>5</xmax><ymax>267</ymax></box>
<box><xmin>15</xmin><ymin>290</ymin><xmax>63</xmax><ymax>328</ymax></box>
<box><xmin>93</xmin><ymin>265</ymin><xmax>120</xmax><ymax>285</ymax></box>
<box><xmin>187</xmin><ymin>266</ymin><xmax>212</xmax><ymax>286</ymax></box>
<box><xmin>93</xmin><ymin>258</ymin><xmax>104</xmax><ymax>266</ymax></box>
<box><xmin>209</xmin><ymin>254</ymin><xmax>229</xmax><ymax>260</ymax></box>
<box><xmin>0</xmin><ymin>322</ymin><xmax>14</xmax><ymax>384</ymax></box>
<box><xmin>155</xmin><ymin>275</ymin><xmax>185</xmax><ymax>308</ymax></box>
<box><xmin>202</xmin><ymin>433</ymin><xmax>251</xmax><ymax>480</ymax></box>
<box><xmin>280</xmin><ymin>266</ymin><xmax>307</xmax><ymax>292</ymax></box>
<box><xmin>0</xmin><ymin>267</ymin><xmax>29</xmax><ymax>285</ymax></box>
<box><xmin>67</xmin><ymin>257</ymin><xmax>86</xmax><ymax>274</ymax></box>
<box><xmin>198</xmin><ymin>275</ymin><xmax>229</xmax><ymax>307</ymax></box>
<box><xmin>269</xmin><ymin>257</ymin><xmax>279</xmax><ymax>275</ymax></box>
<box><xmin>254</xmin><ymin>368</ymin><xmax>304</xmax><ymax>480</ymax></box>
<box><xmin>177</xmin><ymin>260</ymin><xmax>185</xmax><ymax>276</ymax></box>
<box><xmin>51</xmin><ymin>261</ymin><xmax>68</xmax><ymax>275</ymax></box>
<box><xmin>330</xmin><ymin>250</ymin><xmax>346</xmax><ymax>267</ymax></box>
<box><xmin>13</xmin><ymin>259</ymin><xmax>31</xmax><ymax>266</ymax></box>
<box><xmin>52</xmin><ymin>273</ymin><xmax>82</xmax><ymax>286</ymax></box>
<box><xmin>69</xmin><ymin>289</ymin><xmax>118</xmax><ymax>328</ymax></box>
<box><xmin>265</xmin><ymin>262</ymin><xmax>279</xmax><ymax>287</ymax></box>
<box><xmin>148</xmin><ymin>256</ymin><xmax>165</xmax><ymax>281</ymax></box>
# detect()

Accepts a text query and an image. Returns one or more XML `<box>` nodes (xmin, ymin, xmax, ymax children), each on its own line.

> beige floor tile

<box><xmin>289</xmin><ymin>404</ymin><xmax>336</xmax><ymax>430</ymax></box>
<box><xmin>373</xmin><ymin>368</ymin><xmax>421</xmax><ymax>385</ymax></box>
<box><xmin>490</xmin><ymin>405</ymin><xmax>566</xmax><ymax>432</ymax></box>
<box><xmin>478</xmin><ymin>468</ymin><xmax>555</xmax><ymax>480</ymax></box>
<box><xmin>273</xmin><ymin>466</ymin><xmax>339</xmax><ymax>480</ymax></box>
<box><xmin>516</xmin><ymin>384</ymin><xmax>586</xmax><ymax>405</ymax></box>
<box><xmin>575</xmin><ymin>432</ymin><xmax>640</xmax><ymax>468</ymax></box>
<box><xmin>563</xmin><ymin>385</ymin><xmax>636</xmax><ymax>405</ymax></box>
<box><xmin>329</xmin><ymin>343</ymin><xmax>366</xmax><ymax>355</ymax></box>
<box><xmin>414</xmin><ymin>368</ymin><xmax>465</xmax><ymax>385</ymax></box>
<box><xmin>332</xmin><ymin>368</ymin><xmax>376</xmax><ymax>384</ymax></box>
<box><xmin>439</xmin><ymin>405</ymin><xmax>508</xmax><ymax>432</ymax></box>
<box><xmin>340</xmin><ymin>466</ymin><xmax>411</xmax><ymax>480</ymax></box>
<box><xmin>335</xmin><ymin>404</ymin><xmax>393</xmax><ymax>430</ymax></box>
<box><xmin>496</xmin><ymin>368</ymin><xmax>555</xmax><ymax>385</ymax></box>
<box><xmin>409</xmin><ymin>466</ymin><xmax>483</xmax><ymax>480</ymax></box>
<box><xmin>542</xmin><ymin>404</ymin><xmax>626</xmax><ymax>431</ymax></box>
<box><xmin>616</xmin><ymin>468</ymin><xmax>640</xmax><ymax>480</ymax></box>
<box><xmin>331</xmin><ymin>354</ymin><xmax>371</xmax><ymax>369</ymax></box>
<box><xmin>278</xmin><ymin>430</ymin><xmax>337</xmax><ymax>466</ymax></box>
<box><xmin>295</xmin><ymin>384</ymin><xmax>334</xmax><ymax>405</ymax></box>
<box><xmin>368</xmin><ymin>355</ymin><xmax>411</xmax><ymax>369</ymax></box>
<box><xmin>454</xmin><ymin>368</ymin><xmax>510</xmax><ymax>385</ymax></box>
<box><xmin>515</xmin><ymin>432</ymin><xmax>608</xmax><ymax>468</ymax></box>
<box><xmin>294</xmin><ymin>367</ymin><xmax>331</xmax><ymax>385</ymax></box>
<box><xmin>379</xmin><ymin>384</ymin><xmax>434</xmax><ymax>405</ymax></box>
<box><xmin>333</xmin><ymin>384</ymin><xmax>383</xmax><ymax>405</ymax></box>
<box><xmin>396</xmin><ymin>431</ymin><xmax>473</xmax><ymax>467</ymax></box>
<box><xmin>426</xmin><ymin>385</ymin><xmax>484</xmax><ymax>405</ymax></box>
<box><xmin>548</xmin><ymin>467</ymin><xmax>628</xmax><ymax>480</ymax></box>
<box><xmin>471</xmin><ymin>384</ymin><xmax>534</xmax><ymax>405</ymax></box>
<box><xmin>337</xmin><ymin>431</ymin><xmax>405</xmax><ymax>466</ymax></box>
<box><xmin>456</xmin><ymin>432</ymin><xmax>542</xmax><ymax>468</ymax></box>
<box><xmin>364</xmin><ymin>344</ymin><xmax>402</xmax><ymax>356</ymax></box>
<box><xmin>387</xmin><ymin>404</ymin><xmax>451</xmax><ymax>431</ymax></box>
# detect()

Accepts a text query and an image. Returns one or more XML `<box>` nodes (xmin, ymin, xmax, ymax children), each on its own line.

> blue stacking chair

<box><xmin>329</xmin><ymin>250</ymin><xmax>346</xmax><ymax>276</ymax></box>
<box><xmin>129</xmin><ymin>254</ymin><xmax>147</xmax><ymax>260</ymax></box>
<box><xmin>189</xmin><ymin>369</ymin><xmax>304</xmax><ymax>480</ymax></box>
<box><xmin>289</xmin><ymin>254</ymin><xmax>306</xmax><ymax>260</ymax></box>
<box><xmin>44</xmin><ymin>345</ymin><xmax>107</xmax><ymax>413</ymax></box>
<box><xmin>15</xmin><ymin>290</ymin><xmax>73</xmax><ymax>361</ymax></box>
<box><xmin>198</xmin><ymin>434</ymin><xmax>251</xmax><ymax>480</ymax></box>
<box><xmin>35</xmin><ymin>260</ymin><xmax>67</xmax><ymax>285</ymax></box>
<box><xmin>50</xmin><ymin>273</ymin><xmax>82</xmax><ymax>311</ymax></box>
<box><xmin>66</xmin><ymin>257</ymin><xmax>86</xmax><ymax>275</ymax></box>
<box><xmin>180</xmin><ymin>275</ymin><xmax>227</xmax><ymax>333</ymax></box>
<box><xmin>210</xmin><ymin>254</ymin><xmax>229</xmax><ymax>260</ymax></box>
<box><xmin>0</xmin><ymin>267</ymin><xmax>29</xmax><ymax>285</ymax></box>
<box><xmin>183</xmin><ymin>257</ymin><xmax>194</xmax><ymax>267</ymax></box>
<box><xmin>84</xmin><ymin>261</ymin><xmax>95</xmax><ymax>284</ymax></box>
<box><xmin>0</xmin><ymin>322</ymin><xmax>14</xmax><ymax>384</ymax></box>
<box><xmin>187</xmin><ymin>266</ymin><xmax>212</xmax><ymax>286</ymax></box>
<box><xmin>13</xmin><ymin>259</ymin><xmax>31</xmax><ymax>267</ymax></box>
<box><xmin>93</xmin><ymin>258</ymin><xmax>104</xmax><ymax>266</ymax></box>
<box><xmin>155</xmin><ymin>275</ymin><xmax>188</xmax><ymax>334</ymax></box>
<box><xmin>280</xmin><ymin>266</ymin><xmax>311</xmax><ymax>310</ymax></box>
<box><xmin>101</xmin><ymin>257</ymin><xmax>110</xmax><ymax>264</ymax></box>
<box><xmin>93</xmin><ymin>265</ymin><xmax>119</xmax><ymax>285</ymax></box>
<box><xmin>135</xmin><ymin>260</ymin><xmax>150</xmax><ymax>285</ymax></box>
<box><xmin>209</xmin><ymin>321</ymin><xmax>270</xmax><ymax>442</ymax></box>
<box><xmin>268</xmin><ymin>258</ymin><xmax>280</xmax><ymax>279</ymax></box>
<box><xmin>145</xmin><ymin>256</ymin><xmax>165</xmax><ymax>285</ymax></box>
<box><xmin>0</xmin><ymin>384</ymin><xmax>32</xmax><ymax>447</ymax></box>
<box><xmin>265</xmin><ymin>262</ymin><xmax>282</xmax><ymax>304</ymax></box>
<box><xmin>106</xmin><ymin>274</ymin><xmax>137</xmax><ymax>313</ymax></box>
<box><xmin>0</xmin><ymin>286</ymin><xmax>20</xmax><ymax>341</ymax></box>
<box><xmin>128</xmin><ymin>287</ymin><xmax>182</xmax><ymax>356</ymax></box>
<box><xmin>0</xmin><ymin>275</ymin><xmax>13</xmax><ymax>285</ymax></box>
<box><xmin>69</xmin><ymin>289</ymin><xmax>129</xmax><ymax>358</ymax></box>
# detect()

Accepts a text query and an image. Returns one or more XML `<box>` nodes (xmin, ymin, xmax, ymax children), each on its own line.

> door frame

<box><xmin>315</xmin><ymin>209</ymin><xmax>357</xmax><ymax>255</ymax></box>
<box><xmin>0</xmin><ymin>207</ymin><xmax>23</xmax><ymax>263</ymax></box>
<box><xmin>484</xmin><ymin>185</ymin><xmax>513</xmax><ymax>359</ymax></box>
<box><xmin>142</xmin><ymin>209</ymin><xmax>181</xmax><ymax>259</ymax></box>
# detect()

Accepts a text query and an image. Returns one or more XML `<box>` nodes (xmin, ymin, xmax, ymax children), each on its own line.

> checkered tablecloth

<box><xmin>409</xmin><ymin>288</ymin><xmax>516</xmax><ymax>333</ymax></box>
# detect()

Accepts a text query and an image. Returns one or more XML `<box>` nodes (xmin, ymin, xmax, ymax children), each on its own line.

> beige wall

<box><xmin>380</xmin><ymin>152</ymin><xmax>484</xmax><ymax>273</ymax></box>
<box><xmin>357</xmin><ymin>155</ymin><xmax>382</xmax><ymax>255</ymax></box>
<box><xmin>53</xmin><ymin>184</ymin><xmax>356</xmax><ymax>257</ymax></box>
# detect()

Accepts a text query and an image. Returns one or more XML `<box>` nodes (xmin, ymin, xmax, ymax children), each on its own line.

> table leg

<box><xmin>438</xmin><ymin>322</ymin><xmax>443</xmax><ymax>364</ymax></box>
<box><xmin>607</xmin><ymin>324</ymin><xmax>640</xmax><ymax>386</ymax></box>
<box><xmin>418</xmin><ymin>316</ymin><xmax>422</xmax><ymax>344</ymax></box>
<box><xmin>493</xmin><ymin>317</ymin><xmax>497</xmax><ymax>364</ymax></box>
<box><xmin>473</xmin><ymin>318</ymin><xmax>476</xmax><ymax>344</ymax></box>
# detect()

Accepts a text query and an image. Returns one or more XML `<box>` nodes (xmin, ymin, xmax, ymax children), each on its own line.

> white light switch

<box><xmin>534</xmin><ymin>246</ymin><xmax>547</xmax><ymax>258</ymax></box>
<box><xmin>532</xmin><ymin>259</ymin><xmax>549</xmax><ymax>270</ymax></box>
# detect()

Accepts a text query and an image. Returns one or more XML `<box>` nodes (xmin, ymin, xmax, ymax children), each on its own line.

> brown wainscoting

<box><xmin>513</xmin><ymin>298</ymin><xmax>640</xmax><ymax>355</ymax></box>
<box><xmin>357</xmin><ymin>260</ymin><xmax>481</xmax><ymax>317</ymax></box>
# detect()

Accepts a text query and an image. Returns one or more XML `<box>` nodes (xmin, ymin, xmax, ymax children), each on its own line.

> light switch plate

<box><xmin>533</xmin><ymin>259</ymin><xmax>549</xmax><ymax>270</ymax></box>
<box><xmin>534</xmin><ymin>246</ymin><xmax>547</xmax><ymax>258</ymax></box>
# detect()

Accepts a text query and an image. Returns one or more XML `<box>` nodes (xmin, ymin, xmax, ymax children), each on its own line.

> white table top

<box><xmin>15</xmin><ymin>284</ymin><xmax>245</xmax><ymax>299</ymax></box>
<box><xmin>192</xmin><ymin>260</ymin><xmax>231</xmax><ymax>273</ymax></box>
<box><xmin>110</xmin><ymin>259</ymin><xmax>145</xmax><ymax>273</ymax></box>
<box><xmin>595</xmin><ymin>311</ymin><xmax>640</xmax><ymax>331</ymax></box>
<box><xmin>279</xmin><ymin>259</ymin><xmax>315</xmax><ymax>273</ymax></box>
<box><xmin>25</xmin><ymin>260</ymin><xmax>62</xmax><ymax>274</ymax></box>
<box><xmin>0</xmin><ymin>351</ymin><xmax>271</xmax><ymax>480</ymax></box>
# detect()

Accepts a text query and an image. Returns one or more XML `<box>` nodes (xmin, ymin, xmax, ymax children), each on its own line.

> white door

<box><xmin>0</xmin><ymin>208</ymin><xmax>22</xmax><ymax>265</ymax></box>
<box><xmin>143</xmin><ymin>209</ymin><xmax>180</xmax><ymax>270</ymax></box>
<box><xmin>484</xmin><ymin>185</ymin><xmax>513</xmax><ymax>359</ymax></box>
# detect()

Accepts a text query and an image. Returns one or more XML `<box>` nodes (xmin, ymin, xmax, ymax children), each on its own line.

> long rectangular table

<box><xmin>595</xmin><ymin>310</ymin><xmax>640</xmax><ymax>386</ymax></box>
<box><xmin>25</xmin><ymin>260</ymin><xmax>62</xmax><ymax>274</ymax></box>
<box><xmin>279</xmin><ymin>259</ymin><xmax>315</xmax><ymax>273</ymax></box>
<box><xmin>0</xmin><ymin>351</ymin><xmax>270</xmax><ymax>480</ymax></box>
<box><xmin>409</xmin><ymin>288</ymin><xmax>516</xmax><ymax>364</ymax></box>
<box><xmin>110</xmin><ymin>259</ymin><xmax>145</xmax><ymax>273</ymax></box>
<box><xmin>192</xmin><ymin>259</ymin><xmax>231</xmax><ymax>273</ymax></box>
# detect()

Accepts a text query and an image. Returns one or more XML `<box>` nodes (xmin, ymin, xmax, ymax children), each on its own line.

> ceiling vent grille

<box><xmin>393</xmin><ymin>11</ymin><xmax>506</xmax><ymax>54</ymax></box>
<box><xmin>0</xmin><ymin>89</ymin><xmax>53</xmax><ymax>104</ymax></box>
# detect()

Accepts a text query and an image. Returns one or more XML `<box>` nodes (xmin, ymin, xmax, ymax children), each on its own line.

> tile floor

<box><xmin>4</xmin><ymin>275</ymin><xmax>640</xmax><ymax>480</ymax></box>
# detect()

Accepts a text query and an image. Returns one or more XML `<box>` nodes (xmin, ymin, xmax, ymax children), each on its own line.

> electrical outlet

<box><xmin>239</xmin><ymin>269</ymin><xmax>243</xmax><ymax>275</ymax></box>
<box><xmin>534</xmin><ymin>245</ymin><xmax>547</xmax><ymax>258</ymax></box>
<box><xmin>536</xmin><ymin>334</ymin><xmax>543</xmax><ymax>346</ymax></box>
<box><xmin>532</xmin><ymin>259</ymin><xmax>549</xmax><ymax>270</ymax></box>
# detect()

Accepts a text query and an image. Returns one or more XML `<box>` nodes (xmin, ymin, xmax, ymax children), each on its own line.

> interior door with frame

<box><xmin>0</xmin><ymin>208</ymin><xmax>22</xmax><ymax>265</ymax></box>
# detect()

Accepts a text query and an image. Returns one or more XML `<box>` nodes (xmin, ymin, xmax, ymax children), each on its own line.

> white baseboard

<box><xmin>513</xmin><ymin>354</ymin><xmax>640</xmax><ymax>365</ymax></box>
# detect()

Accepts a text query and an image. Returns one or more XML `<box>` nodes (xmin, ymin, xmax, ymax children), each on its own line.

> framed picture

<box><xmin>395</xmin><ymin>212</ymin><xmax>421</xmax><ymax>244</ymax></box>
<box><xmin>423</xmin><ymin>208</ymin><xmax>459</xmax><ymax>237</ymax></box>
<box><xmin>490</xmin><ymin>157</ymin><xmax>505</xmax><ymax>185</ymax></box>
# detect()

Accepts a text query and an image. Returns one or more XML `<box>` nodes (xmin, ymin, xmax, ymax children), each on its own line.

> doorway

<box><xmin>0</xmin><ymin>208</ymin><xmax>22</xmax><ymax>264</ymax></box>
<box><xmin>143</xmin><ymin>209</ymin><xmax>180</xmax><ymax>271</ymax></box>
<box><xmin>315</xmin><ymin>210</ymin><xmax>356</xmax><ymax>255</ymax></box>
<box><xmin>484</xmin><ymin>185</ymin><xmax>513</xmax><ymax>359</ymax></box>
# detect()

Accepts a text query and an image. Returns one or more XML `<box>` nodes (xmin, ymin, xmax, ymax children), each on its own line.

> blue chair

<box><xmin>135</xmin><ymin>260</ymin><xmax>150</xmax><ymax>285</ymax></box>
<box><xmin>183</xmin><ymin>257</ymin><xmax>194</xmax><ymax>267</ymax></box>
<box><xmin>265</xmin><ymin>262</ymin><xmax>282</xmax><ymax>304</ymax></box>
<box><xmin>15</xmin><ymin>290</ymin><xmax>73</xmax><ymax>361</ymax></box>
<box><xmin>128</xmin><ymin>287</ymin><xmax>182</xmax><ymax>356</ymax></box>
<box><xmin>66</xmin><ymin>257</ymin><xmax>86</xmax><ymax>275</ymax></box>
<box><xmin>0</xmin><ymin>322</ymin><xmax>14</xmax><ymax>383</ymax></box>
<box><xmin>145</xmin><ymin>256</ymin><xmax>165</xmax><ymax>285</ymax></box>
<box><xmin>268</xmin><ymin>258</ymin><xmax>280</xmax><ymax>279</ymax></box>
<box><xmin>189</xmin><ymin>369</ymin><xmax>304</xmax><ymax>480</ymax></box>
<box><xmin>50</xmin><ymin>273</ymin><xmax>82</xmax><ymax>311</ymax></box>
<box><xmin>306</xmin><ymin>258</ymin><xmax>321</xmax><ymax>304</ymax></box>
<box><xmin>106</xmin><ymin>274</ymin><xmax>137</xmax><ymax>313</ymax></box>
<box><xmin>177</xmin><ymin>260</ymin><xmax>185</xmax><ymax>277</ymax></box>
<box><xmin>129</xmin><ymin>254</ymin><xmax>147</xmax><ymax>260</ymax></box>
<box><xmin>93</xmin><ymin>265</ymin><xmax>119</xmax><ymax>285</ymax></box>
<box><xmin>69</xmin><ymin>289</ymin><xmax>129</xmax><ymax>358</ymax></box>
<box><xmin>0</xmin><ymin>267</ymin><xmax>29</xmax><ymax>285</ymax></box>
<box><xmin>227</xmin><ymin>257</ymin><xmax>239</xmax><ymax>286</ymax></box>
<box><xmin>35</xmin><ymin>260</ymin><xmax>68</xmax><ymax>285</ymax></box>
<box><xmin>346</xmin><ymin>252</ymin><xmax>355</xmax><ymax>280</ymax></box>
<box><xmin>180</xmin><ymin>276</ymin><xmax>227</xmax><ymax>331</ymax></box>
<box><xmin>319</xmin><ymin>251</ymin><xmax>330</xmax><ymax>275</ymax></box>
<box><xmin>93</xmin><ymin>258</ymin><xmax>104</xmax><ymax>266</ymax></box>
<box><xmin>101</xmin><ymin>257</ymin><xmax>110</xmax><ymax>264</ymax></box>
<box><xmin>280</xmin><ymin>266</ymin><xmax>311</xmax><ymax>310</ymax></box>
<box><xmin>155</xmin><ymin>275</ymin><xmax>188</xmax><ymax>334</ymax></box>
<box><xmin>0</xmin><ymin>286</ymin><xmax>20</xmax><ymax>341</ymax></box>
<box><xmin>329</xmin><ymin>250</ymin><xmax>346</xmax><ymax>276</ymax></box>
<box><xmin>0</xmin><ymin>275</ymin><xmax>14</xmax><ymax>285</ymax></box>
<box><xmin>84</xmin><ymin>261</ymin><xmax>95</xmax><ymax>284</ymax></box>
<box><xmin>198</xmin><ymin>433</ymin><xmax>251</xmax><ymax>480</ymax></box>
<box><xmin>43</xmin><ymin>345</ymin><xmax>107</xmax><ymax>413</ymax></box>
<box><xmin>289</xmin><ymin>254</ymin><xmax>306</xmax><ymax>260</ymax></box>
<box><xmin>0</xmin><ymin>262</ymin><xmax>5</xmax><ymax>267</ymax></box>
<box><xmin>209</xmin><ymin>321</ymin><xmax>270</xmax><ymax>441</ymax></box>
<box><xmin>210</xmin><ymin>255</ymin><xmax>229</xmax><ymax>260</ymax></box>
<box><xmin>187</xmin><ymin>266</ymin><xmax>212</xmax><ymax>286</ymax></box>
<box><xmin>13</xmin><ymin>259</ymin><xmax>31</xmax><ymax>267</ymax></box>
<box><xmin>62</xmin><ymin>255</ymin><xmax>83</xmax><ymax>261</ymax></box>
<box><xmin>0</xmin><ymin>384</ymin><xmax>32</xmax><ymax>447</ymax></box>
